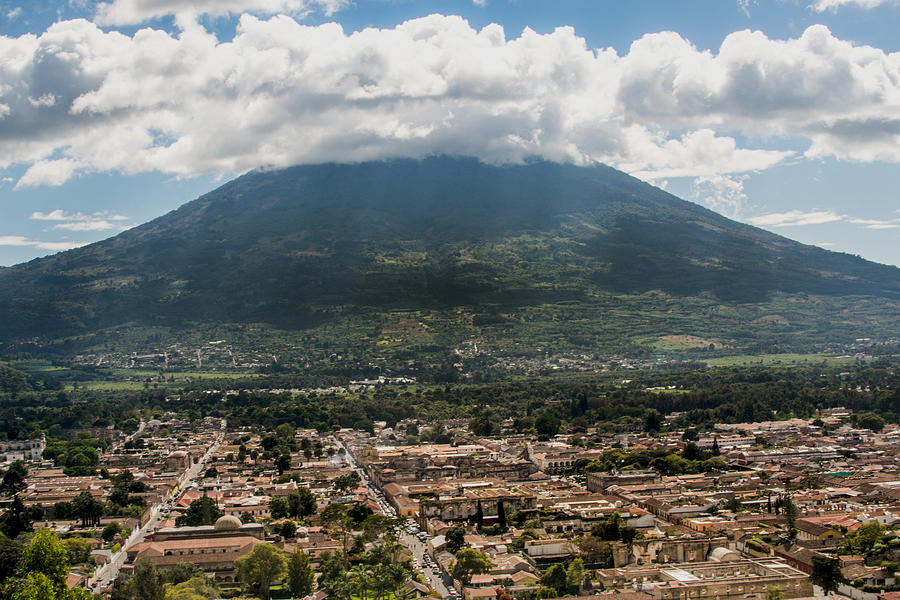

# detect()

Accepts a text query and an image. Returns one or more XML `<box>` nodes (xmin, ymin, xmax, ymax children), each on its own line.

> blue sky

<box><xmin>1</xmin><ymin>0</ymin><xmax>899</xmax><ymax>266</ymax></box>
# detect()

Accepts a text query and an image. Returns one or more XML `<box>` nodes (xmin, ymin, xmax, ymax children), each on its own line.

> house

<box><xmin>126</xmin><ymin>515</ymin><xmax>265</xmax><ymax>582</ymax></box>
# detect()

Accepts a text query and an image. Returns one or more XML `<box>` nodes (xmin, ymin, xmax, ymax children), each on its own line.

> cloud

<box><xmin>29</xmin><ymin>209</ymin><xmax>129</xmax><ymax>232</ymax></box>
<box><xmin>0</xmin><ymin>235</ymin><xmax>88</xmax><ymax>251</ymax></box>
<box><xmin>847</xmin><ymin>217</ymin><xmax>900</xmax><ymax>229</ymax></box>
<box><xmin>737</xmin><ymin>0</ymin><xmax>757</xmax><ymax>17</ymax></box>
<box><xmin>747</xmin><ymin>210</ymin><xmax>900</xmax><ymax>228</ymax></box>
<box><xmin>53</xmin><ymin>220</ymin><xmax>120</xmax><ymax>231</ymax></box>
<box><xmin>30</xmin><ymin>209</ymin><xmax>128</xmax><ymax>221</ymax></box>
<box><xmin>810</xmin><ymin>0</ymin><xmax>900</xmax><ymax>12</ymax></box>
<box><xmin>689</xmin><ymin>174</ymin><xmax>749</xmax><ymax>218</ymax></box>
<box><xmin>7</xmin><ymin>7</ymin><xmax>23</xmax><ymax>20</ymax></box>
<box><xmin>747</xmin><ymin>210</ymin><xmax>846</xmax><ymax>227</ymax></box>
<box><xmin>93</xmin><ymin>0</ymin><xmax>349</xmax><ymax>25</ymax></box>
<box><xmin>0</xmin><ymin>17</ymin><xmax>898</xmax><ymax>191</ymax></box>
<box><xmin>15</xmin><ymin>159</ymin><xmax>79</xmax><ymax>189</ymax></box>
<box><xmin>623</xmin><ymin>129</ymin><xmax>791</xmax><ymax>181</ymax></box>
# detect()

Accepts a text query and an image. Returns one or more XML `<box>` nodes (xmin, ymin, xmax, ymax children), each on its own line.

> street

<box><xmin>86</xmin><ymin>418</ymin><xmax>226</xmax><ymax>594</ymax></box>
<box><xmin>337</xmin><ymin>437</ymin><xmax>452</xmax><ymax>599</ymax></box>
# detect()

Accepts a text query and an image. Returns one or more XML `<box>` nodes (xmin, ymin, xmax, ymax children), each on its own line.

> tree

<box><xmin>780</xmin><ymin>493</ymin><xmax>797</xmax><ymax>539</ymax></box>
<box><xmin>723</xmin><ymin>496</ymin><xmax>743</xmax><ymax>513</ymax></box>
<box><xmin>287</xmin><ymin>550</ymin><xmax>314</xmax><ymax>598</ymax></box>
<box><xmin>275</xmin><ymin>454</ymin><xmax>291</xmax><ymax>475</ymax></box>
<box><xmin>7</xmin><ymin>572</ymin><xmax>56</xmax><ymax>600</ymax></box>
<box><xmin>164</xmin><ymin>576</ymin><xmax>218</xmax><ymax>600</ymax></box>
<box><xmin>445</xmin><ymin>526</ymin><xmax>466</xmax><ymax>554</ymax></box>
<box><xmin>63</xmin><ymin>537</ymin><xmax>94</xmax><ymax>565</ymax></box>
<box><xmin>468</xmin><ymin>411</ymin><xmax>496</xmax><ymax>437</ymax></box>
<box><xmin>269</xmin><ymin>497</ymin><xmax>288</xmax><ymax>520</ymax></box>
<box><xmin>21</xmin><ymin>530</ymin><xmax>69</xmax><ymax>590</ymax></box>
<box><xmin>682</xmin><ymin>442</ymin><xmax>706</xmax><ymax>462</ymax></box>
<box><xmin>844</xmin><ymin>521</ymin><xmax>885</xmax><ymax>556</ymax></box>
<box><xmin>130</xmin><ymin>559</ymin><xmax>165</xmax><ymax>600</ymax></box>
<box><xmin>347</xmin><ymin>504</ymin><xmax>373</xmax><ymax>525</ymax></box>
<box><xmin>371</xmin><ymin>563</ymin><xmax>408</xmax><ymax>600</ymax></box>
<box><xmin>321</xmin><ymin>504</ymin><xmax>353</xmax><ymax>565</ymax></box>
<box><xmin>497</xmin><ymin>500</ymin><xmax>507</xmax><ymax>531</ymax></box>
<box><xmin>856</xmin><ymin>412</ymin><xmax>885</xmax><ymax>432</ymax></box>
<box><xmin>177</xmin><ymin>496</ymin><xmax>222</xmax><ymax>527</ymax></box>
<box><xmin>333</xmin><ymin>472</ymin><xmax>360</xmax><ymax>494</ymax></box>
<box><xmin>681</xmin><ymin>428</ymin><xmax>699</xmax><ymax>442</ymax></box>
<box><xmin>287</xmin><ymin>488</ymin><xmax>316</xmax><ymax>518</ymax></box>
<box><xmin>0</xmin><ymin>466</ymin><xmax>26</xmax><ymax>496</ymax></box>
<box><xmin>566</xmin><ymin>558</ymin><xmax>585</xmax><ymax>594</ymax></box>
<box><xmin>644</xmin><ymin>409</ymin><xmax>662</xmax><ymax>433</ymax></box>
<box><xmin>71</xmin><ymin>491</ymin><xmax>103</xmax><ymax>528</ymax></box>
<box><xmin>535</xmin><ymin>413</ymin><xmax>560</xmax><ymax>436</ymax></box>
<box><xmin>811</xmin><ymin>555</ymin><xmax>844</xmax><ymax>597</ymax></box>
<box><xmin>540</xmin><ymin>564</ymin><xmax>568</xmax><ymax>596</ymax></box>
<box><xmin>766</xmin><ymin>586</ymin><xmax>784</xmax><ymax>600</ymax></box>
<box><xmin>235</xmin><ymin>544</ymin><xmax>287</xmax><ymax>600</ymax></box>
<box><xmin>0</xmin><ymin>496</ymin><xmax>34</xmax><ymax>539</ymax></box>
<box><xmin>0</xmin><ymin>537</ymin><xmax>23</xmax><ymax>583</ymax></box>
<box><xmin>275</xmin><ymin>423</ymin><xmax>295</xmax><ymax>443</ymax></box>
<box><xmin>164</xmin><ymin>563</ymin><xmax>204</xmax><ymax>586</ymax></box>
<box><xmin>349</xmin><ymin>564</ymin><xmax>371</xmax><ymax>600</ymax></box>
<box><xmin>3</xmin><ymin>530</ymin><xmax>92</xmax><ymax>599</ymax></box>
<box><xmin>450</xmin><ymin>548</ymin><xmax>491</xmax><ymax>585</ymax></box>
<box><xmin>279</xmin><ymin>520</ymin><xmax>297</xmax><ymax>539</ymax></box>
<box><xmin>100</xmin><ymin>523</ymin><xmax>122</xmax><ymax>543</ymax></box>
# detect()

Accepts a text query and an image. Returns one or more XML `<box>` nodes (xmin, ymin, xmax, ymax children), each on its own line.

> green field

<box><xmin>704</xmin><ymin>353</ymin><xmax>859</xmax><ymax>367</ymax></box>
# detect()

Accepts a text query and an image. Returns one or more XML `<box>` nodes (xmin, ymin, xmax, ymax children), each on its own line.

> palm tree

<box><xmin>349</xmin><ymin>564</ymin><xmax>372</xmax><ymax>600</ymax></box>
<box><xmin>371</xmin><ymin>565</ymin><xmax>391</xmax><ymax>600</ymax></box>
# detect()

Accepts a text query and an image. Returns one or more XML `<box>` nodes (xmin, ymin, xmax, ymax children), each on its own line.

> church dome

<box><xmin>214</xmin><ymin>515</ymin><xmax>242</xmax><ymax>530</ymax></box>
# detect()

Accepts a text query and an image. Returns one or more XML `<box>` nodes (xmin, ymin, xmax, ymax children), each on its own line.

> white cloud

<box><xmin>624</xmin><ymin>129</ymin><xmax>791</xmax><ymax>181</ymax></box>
<box><xmin>847</xmin><ymin>217</ymin><xmax>900</xmax><ymax>229</ymax></box>
<box><xmin>811</xmin><ymin>0</ymin><xmax>900</xmax><ymax>12</ymax></box>
<box><xmin>747</xmin><ymin>210</ymin><xmax>900</xmax><ymax>228</ymax></box>
<box><xmin>473</xmin><ymin>0</ymin><xmax>486</xmax><ymax>6</ymax></box>
<box><xmin>7</xmin><ymin>7</ymin><xmax>23</xmax><ymax>20</ymax></box>
<box><xmin>0</xmin><ymin>235</ymin><xmax>88</xmax><ymax>251</ymax></box>
<box><xmin>0</xmin><ymin>17</ymin><xmax>898</xmax><ymax>192</ymax></box>
<box><xmin>30</xmin><ymin>209</ymin><xmax>128</xmax><ymax>221</ymax></box>
<box><xmin>53</xmin><ymin>220</ymin><xmax>119</xmax><ymax>231</ymax></box>
<box><xmin>15</xmin><ymin>159</ymin><xmax>79</xmax><ymax>188</ymax></box>
<box><xmin>689</xmin><ymin>174</ymin><xmax>749</xmax><ymax>218</ymax></box>
<box><xmin>737</xmin><ymin>0</ymin><xmax>757</xmax><ymax>17</ymax></box>
<box><xmin>93</xmin><ymin>0</ymin><xmax>348</xmax><ymax>25</ymax></box>
<box><xmin>30</xmin><ymin>209</ymin><xmax>129</xmax><ymax>232</ymax></box>
<box><xmin>747</xmin><ymin>210</ymin><xmax>846</xmax><ymax>227</ymax></box>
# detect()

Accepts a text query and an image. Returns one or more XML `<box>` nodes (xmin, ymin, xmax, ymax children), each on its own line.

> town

<box><xmin>1</xmin><ymin>406</ymin><xmax>897</xmax><ymax>600</ymax></box>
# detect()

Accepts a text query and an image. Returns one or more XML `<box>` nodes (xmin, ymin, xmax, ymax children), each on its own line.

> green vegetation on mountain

<box><xmin>0</xmin><ymin>157</ymin><xmax>897</xmax><ymax>366</ymax></box>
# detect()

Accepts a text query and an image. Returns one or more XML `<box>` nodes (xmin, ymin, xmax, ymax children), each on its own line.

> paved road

<box><xmin>402</xmin><ymin>531</ymin><xmax>452</xmax><ymax>598</ymax></box>
<box><xmin>336</xmin><ymin>437</ymin><xmax>450</xmax><ymax>598</ymax></box>
<box><xmin>87</xmin><ymin>419</ymin><xmax>226</xmax><ymax>594</ymax></box>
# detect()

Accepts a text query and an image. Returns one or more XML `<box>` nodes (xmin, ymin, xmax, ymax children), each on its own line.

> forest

<box><xmin>0</xmin><ymin>360</ymin><xmax>896</xmax><ymax>442</ymax></box>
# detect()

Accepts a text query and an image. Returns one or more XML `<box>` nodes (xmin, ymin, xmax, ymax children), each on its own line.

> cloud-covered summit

<box><xmin>0</xmin><ymin>13</ymin><xmax>898</xmax><ymax>209</ymax></box>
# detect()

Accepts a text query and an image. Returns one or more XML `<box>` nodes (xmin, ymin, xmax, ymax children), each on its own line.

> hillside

<box><xmin>0</xmin><ymin>157</ymin><xmax>898</xmax><ymax>368</ymax></box>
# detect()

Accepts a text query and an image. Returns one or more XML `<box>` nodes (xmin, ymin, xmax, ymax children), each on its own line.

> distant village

<box><xmin>2</xmin><ymin>407</ymin><xmax>899</xmax><ymax>600</ymax></box>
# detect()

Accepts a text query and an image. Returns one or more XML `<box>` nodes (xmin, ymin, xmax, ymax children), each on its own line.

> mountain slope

<box><xmin>0</xmin><ymin>156</ymin><xmax>897</xmax><ymax>358</ymax></box>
